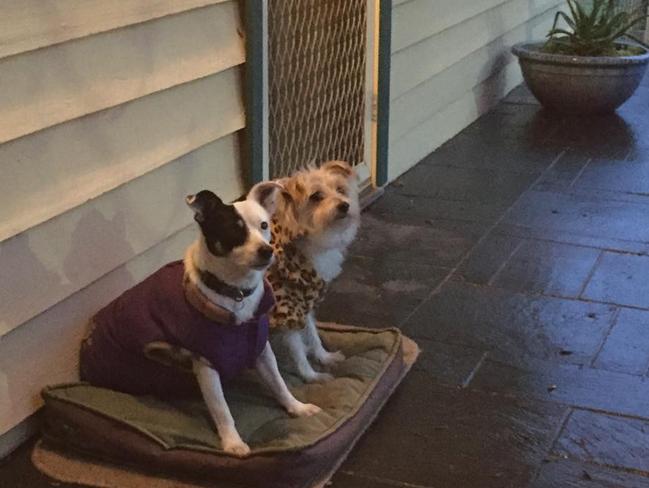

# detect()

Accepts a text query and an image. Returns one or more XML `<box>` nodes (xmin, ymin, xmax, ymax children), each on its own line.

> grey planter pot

<box><xmin>512</xmin><ymin>41</ymin><xmax>649</xmax><ymax>114</ymax></box>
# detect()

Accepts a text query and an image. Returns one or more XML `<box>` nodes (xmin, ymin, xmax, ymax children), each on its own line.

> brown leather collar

<box><xmin>182</xmin><ymin>273</ymin><xmax>235</xmax><ymax>324</ymax></box>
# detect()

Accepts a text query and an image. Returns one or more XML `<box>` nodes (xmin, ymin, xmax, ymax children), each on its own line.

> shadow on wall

<box><xmin>62</xmin><ymin>210</ymin><xmax>135</xmax><ymax>288</ymax></box>
<box><xmin>0</xmin><ymin>209</ymin><xmax>137</xmax><ymax>434</ymax></box>
<box><xmin>474</xmin><ymin>3</ymin><xmax>506</xmax><ymax>114</ymax></box>
<box><xmin>472</xmin><ymin>0</ymin><xmax>556</xmax><ymax>114</ymax></box>
<box><xmin>0</xmin><ymin>234</ymin><xmax>74</xmax><ymax>335</ymax></box>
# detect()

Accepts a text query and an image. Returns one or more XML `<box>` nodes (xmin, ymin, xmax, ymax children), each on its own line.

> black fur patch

<box><xmin>192</xmin><ymin>190</ymin><xmax>248</xmax><ymax>256</ymax></box>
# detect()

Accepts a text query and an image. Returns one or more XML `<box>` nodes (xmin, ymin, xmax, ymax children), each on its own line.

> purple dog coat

<box><xmin>79</xmin><ymin>261</ymin><xmax>274</xmax><ymax>397</ymax></box>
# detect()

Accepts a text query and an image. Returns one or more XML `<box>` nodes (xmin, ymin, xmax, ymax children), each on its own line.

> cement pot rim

<box><xmin>512</xmin><ymin>41</ymin><xmax>649</xmax><ymax>67</ymax></box>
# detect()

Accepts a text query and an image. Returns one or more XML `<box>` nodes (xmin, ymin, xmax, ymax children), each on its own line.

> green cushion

<box><xmin>43</xmin><ymin>325</ymin><xmax>402</xmax><ymax>456</ymax></box>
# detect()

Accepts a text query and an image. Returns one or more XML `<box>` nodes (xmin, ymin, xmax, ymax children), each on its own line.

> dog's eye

<box><xmin>260</xmin><ymin>221</ymin><xmax>268</xmax><ymax>230</ymax></box>
<box><xmin>309</xmin><ymin>191</ymin><xmax>323</xmax><ymax>203</ymax></box>
<box><xmin>337</xmin><ymin>186</ymin><xmax>347</xmax><ymax>195</ymax></box>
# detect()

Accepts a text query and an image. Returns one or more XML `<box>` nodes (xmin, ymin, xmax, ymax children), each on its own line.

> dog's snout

<box><xmin>257</xmin><ymin>245</ymin><xmax>273</xmax><ymax>261</ymax></box>
<box><xmin>337</xmin><ymin>202</ymin><xmax>350</xmax><ymax>214</ymax></box>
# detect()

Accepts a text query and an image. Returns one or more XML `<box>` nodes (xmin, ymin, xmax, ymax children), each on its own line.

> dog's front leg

<box><xmin>193</xmin><ymin>358</ymin><xmax>250</xmax><ymax>457</ymax></box>
<box><xmin>305</xmin><ymin>313</ymin><xmax>345</xmax><ymax>366</ymax></box>
<box><xmin>255</xmin><ymin>342</ymin><xmax>321</xmax><ymax>417</ymax></box>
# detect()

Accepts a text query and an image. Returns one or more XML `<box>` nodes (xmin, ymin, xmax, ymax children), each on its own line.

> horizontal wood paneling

<box><xmin>0</xmin><ymin>133</ymin><xmax>245</xmax><ymax>338</ymax></box>
<box><xmin>0</xmin><ymin>224</ymin><xmax>196</xmax><ymax>435</ymax></box>
<box><xmin>0</xmin><ymin>0</ymin><xmax>228</xmax><ymax>60</ymax></box>
<box><xmin>392</xmin><ymin>0</ymin><xmax>508</xmax><ymax>53</ymax></box>
<box><xmin>388</xmin><ymin>61</ymin><xmax>524</xmax><ymax>180</ymax></box>
<box><xmin>0</xmin><ymin>1</ymin><xmax>244</xmax><ymax>144</ymax></box>
<box><xmin>390</xmin><ymin>8</ymin><xmax>556</xmax><ymax>143</ymax></box>
<box><xmin>390</xmin><ymin>0</ymin><xmax>561</xmax><ymax>100</ymax></box>
<box><xmin>0</xmin><ymin>0</ymin><xmax>248</xmax><ymax>449</ymax></box>
<box><xmin>0</xmin><ymin>67</ymin><xmax>244</xmax><ymax>243</ymax></box>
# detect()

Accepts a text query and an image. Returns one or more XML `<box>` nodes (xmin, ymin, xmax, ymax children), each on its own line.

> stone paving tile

<box><xmin>582</xmin><ymin>252</ymin><xmax>649</xmax><ymax>309</ymax></box>
<box><xmin>369</xmin><ymin>188</ymin><xmax>508</xmax><ymax>225</ymax></box>
<box><xmin>533</xmin><ymin>149</ymin><xmax>592</xmax><ymax>190</ymax></box>
<box><xmin>573</xmin><ymin>158</ymin><xmax>649</xmax><ymax>194</ymax></box>
<box><xmin>331</xmin><ymin>472</ymin><xmax>415</xmax><ymax>488</ymax></box>
<box><xmin>403</xmin><ymin>281</ymin><xmax>617</xmax><ymax>367</ymax></box>
<box><xmin>618</xmin><ymin>85</ymin><xmax>649</xmax><ymax>126</ymax></box>
<box><xmin>490</xmin><ymin>240</ymin><xmax>601</xmax><ymax>298</ymax></box>
<box><xmin>531</xmin><ymin>460</ymin><xmax>649</xmax><ymax>488</ymax></box>
<box><xmin>495</xmin><ymin>222</ymin><xmax>649</xmax><ymax>256</ymax></box>
<box><xmin>627</xmin><ymin>143</ymin><xmax>649</xmax><ymax>163</ymax></box>
<box><xmin>391</xmin><ymin>163</ymin><xmax>540</xmax><ymax>206</ymax></box>
<box><xmin>499</xmin><ymin>188</ymin><xmax>649</xmax><ymax>253</ymax></box>
<box><xmin>471</xmin><ymin>358</ymin><xmax>649</xmax><ymax>419</ymax></box>
<box><xmin>417</xmin><ymin>130</ymin><xmax>560</xmax><ymax>176</ymax></box>
<box><xmin>454</xmin><ymin>234</ymin><xmax>525</xmax><ymax>285</ymax></box>
<box><xmin>317</xmin><ymin>255</ymin><xmax>448</xmax><ymax>329</ymax></box>
<box><xmin>412</xmin><ymin>338</ymin><xmax>486</xmax><ymax>387</ymax></box>
<box><xmin>341</xmin><ymin>370</ymin><xmax>566</xmax><ymax>488</ymax></box>
<box><xmin>594</xmin><ymin>308</ymin><xmax>649</xmax><ymax>375</ymax></box>
<box><xmin>458</xmin><ymin>102</ymin><xmax>560</xmax><ymax>143</ymax></box>
<box><xmin>350</xmin><ymin>213</ymin><xmax>484</xmax><ymax>267</ymax></box>
<box><xmin>554</xmin><ymin>409</ymin><xmax>649</xmax><ymax>473</ymax></box>
<box><xmin>543</xmin><ymin>113</ymin><xmax>639</xmax><ymax>159</ymax></box>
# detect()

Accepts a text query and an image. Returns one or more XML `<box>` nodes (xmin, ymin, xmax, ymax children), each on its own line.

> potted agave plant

<box><xmin>512</xmin><ymin>0</ymin><xmax>649</xmax><ymax>113</ymax></box>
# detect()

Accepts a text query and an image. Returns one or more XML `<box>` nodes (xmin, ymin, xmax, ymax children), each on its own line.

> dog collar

<box><xmin>198</xmin><ymin>269</ymin><xmax>256</xmax><ymax>302</ymax></box>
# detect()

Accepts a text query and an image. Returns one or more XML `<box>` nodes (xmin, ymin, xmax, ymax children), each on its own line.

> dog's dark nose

<box><xmin>257</xmin><ymin>245</ymin><xmax>273</xmax><ymax>261</ymax></box>
<box><xmin>337</xmin><ymin>202</ymin><xmax>350</xmax><ymax>214</ymax></box>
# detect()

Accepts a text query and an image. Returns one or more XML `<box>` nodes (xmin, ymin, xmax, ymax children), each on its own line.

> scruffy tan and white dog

<box><xmin>266</xmin><ymin>161</ymin><xmax>360</xmax><ymax>382</ymax></box>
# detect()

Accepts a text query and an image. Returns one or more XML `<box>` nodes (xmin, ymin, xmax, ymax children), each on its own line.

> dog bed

<box><xmin>34</xmin><ymin>324</ymin><xmax>419</xmax><ymax>488</ymax></box>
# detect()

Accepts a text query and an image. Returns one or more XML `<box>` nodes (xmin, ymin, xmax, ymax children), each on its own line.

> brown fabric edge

<box><xmin>182</xmin><ymin>273</ymin><xmax>234</xmax><ymax>324</ymax></box>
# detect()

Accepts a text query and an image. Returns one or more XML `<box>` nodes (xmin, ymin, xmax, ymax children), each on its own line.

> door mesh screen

<box><xmin>268</xmin><ymin>0</ymin><xmax>367</xmax><ymax>178</ymax></box>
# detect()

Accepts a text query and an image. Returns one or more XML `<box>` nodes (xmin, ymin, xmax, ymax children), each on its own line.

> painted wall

<box><xmin>387</xmin><ymin>0</ymin><xmax>564</xmax><ymax>180</ymax></box>
<box><xmin>0</xmin><ymin>0</ymin><xmax>246</xmax><ymax>454</ymax></box>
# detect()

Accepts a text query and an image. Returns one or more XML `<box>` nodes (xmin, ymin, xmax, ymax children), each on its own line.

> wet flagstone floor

<box><xmin>3</xmin><ymin>74</ymin><xmax>649</xmax><ymax>486</ymax></box>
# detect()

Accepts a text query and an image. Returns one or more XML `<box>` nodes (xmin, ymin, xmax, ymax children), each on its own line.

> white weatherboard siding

<box><xmin>0</xmin><ymin>225</ymin><xmax>197</xmax><ymax>437</ymax></box>
<box><xmin>0</xmin><ymin>1</ymin><xmax>244</xmax><ymax>145</ymax></box>
<box><xmin>0</xmin><ymin>134</ymin><xmax>244</xmax><ymax>336</ymax></box>
<box><xmin>0</xmin><ymin>0</ymin><xmax>246</xmax><ymax>451</ymax></box>
<box><xmin>388</xmin><ymin>0</ymin><xmax>563</xmax><ymax>180</ymax></box>
<box><xmin>0</xmin><ymin>67</ymin><xmax>244</xmax><ymax>243</ymax></box>
<box><xmin>0</xmin><ymin>0</ymin><xmax>229</xmax><ymax>59</ymax></box>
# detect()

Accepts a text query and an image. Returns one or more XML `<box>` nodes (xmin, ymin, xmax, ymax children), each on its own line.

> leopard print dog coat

<box><xmin>266</xmin><ymin>219</ymin><xmax>327</xmax><ymax>330</ymax></box>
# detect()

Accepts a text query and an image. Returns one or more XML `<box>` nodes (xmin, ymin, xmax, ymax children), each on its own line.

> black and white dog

<box><xmin>80</xmin><ymin>182</ymin><xmax>320</xmax><ymax>457</ymax></box>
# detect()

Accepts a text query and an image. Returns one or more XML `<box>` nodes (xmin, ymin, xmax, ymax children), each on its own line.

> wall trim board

<box><xmin>243</xmin><ymin>0</ymin><xmax>269</xmax><ymax>184</ymax></box>
<box><xmin>375</xmin><ymin>0</ymin><xmax>392</xmax><ymax>186</ymax></box>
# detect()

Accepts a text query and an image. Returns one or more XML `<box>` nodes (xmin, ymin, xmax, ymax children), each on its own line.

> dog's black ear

<box><xmin>321</xmin><ymin>160</ymin><xmax>354</xmax><ymax>178</ymax></box>
<box><xmin>186</xmin><ymin>190</ymin><xmax>224</xmax><ymax>222</ymax></box>
<box><xmin>248</xmin><ymin>181</ymin><xmax>283</xmax><ymax>216</ymax></box>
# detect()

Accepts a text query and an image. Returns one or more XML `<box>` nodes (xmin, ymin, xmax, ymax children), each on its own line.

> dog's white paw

<box><xmin>222</xmin><ymin>438</ymin><xmax>251</xmax><ymax>457</ymax></box>
<box><xmin>303</xmin><ymin>371</ymin><xmax>335</xmax><ymax>383</ymax></box>
<box><xmin>287</xmin><ymin>402</ymin><xmax>322</xmax><ymax>417</ymax></box>
<box><xmin>316</xmin><ymin>350</ymin><xmax>345</xmax><ymax>366</ymax></box>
